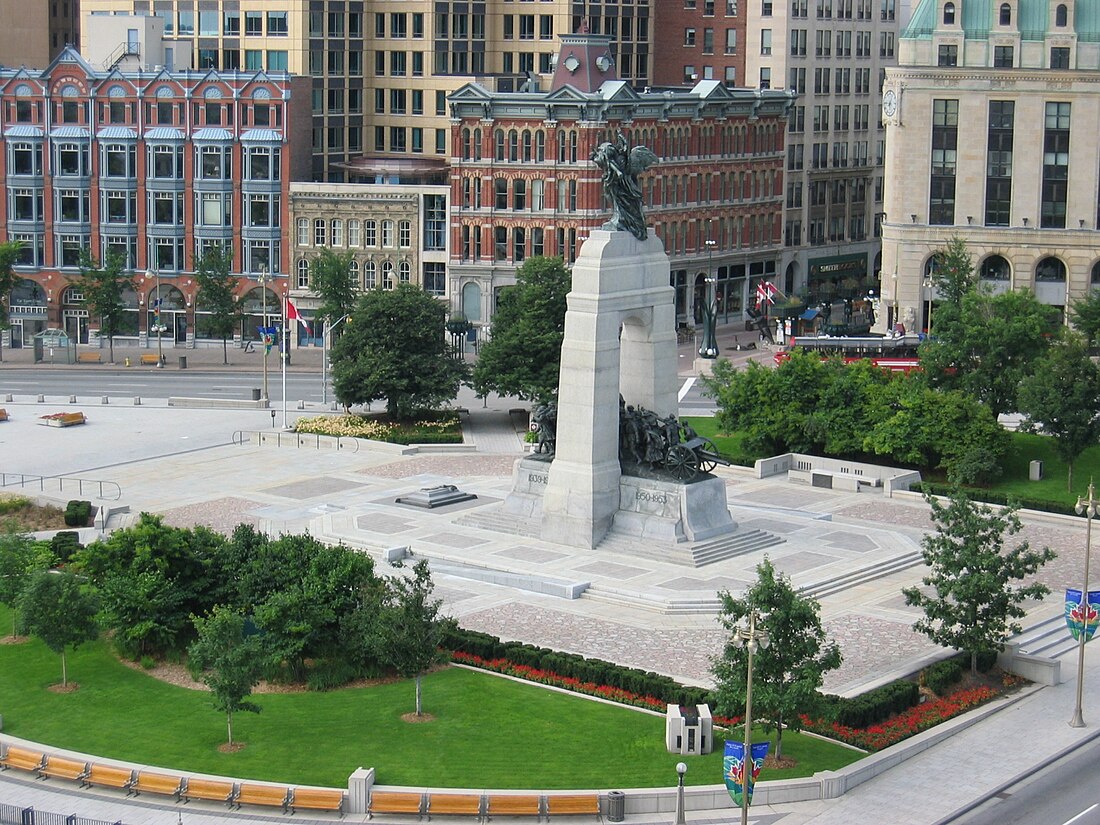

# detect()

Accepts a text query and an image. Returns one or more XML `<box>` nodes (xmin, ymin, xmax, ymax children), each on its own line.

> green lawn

<box><xmin>0</xmin><ymin>617</ymin><xmax>862</xmax><ymax>789</ymax></box>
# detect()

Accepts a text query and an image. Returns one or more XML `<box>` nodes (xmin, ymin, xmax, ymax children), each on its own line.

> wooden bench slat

<box><xmin>291</xmin><ymin>788</ymin><xmax>345</xmax><ymax>814</ymax></box>
<box><xmin>546</xmin><ymin>794</ymin><xmax>601</xmax><ymax>819</ymax></box>
<box><xmin>184</xmin><ymin>777</ymin><xmax>236</xmax><ymax>805</ymax></box>
<box><xmin>139</xmin><ymin>354</ymin><xmax>162</xmax><ymax>365</ymax></box>
<box><xmin>428</xmin><ymin>793</ymin><xmax>483</xmax><ymax>820</ymax></box>
<box><xmin>369</xmin><ymin>791</ymin><xmax>424</xmax><ymax>819</ymax></box>
<box><xmin>0</xmin><ymin>747</ymin><xmax>46</xmax><ymax>773</ymax></box>
<box><xmin>236</xmin><ymin>783</ymin><xmax>291</xmax><ymax>810</ymax></box>
<box><xmin>486</xmin><ymin>794</ymin><xmax>542</xmax><ymax>819</ymax></box>
<box><xmin>76</xmin><ymin>352</ymin><xmax>102</xmax><ymax>363</ymax></box>
<box><xmin>40</xmin><ymin>756</ymin><xmax>88</xmax><ymax>782</ymax></box>
<box><xmin>132</xmin><ymin>771</ymin><xmax>183</xmax><ymax>799</ymax></box>
<box><xmin>85</xmin><ymin>764</ymin><xmax>135</xmax><ymax>790</ymax></box>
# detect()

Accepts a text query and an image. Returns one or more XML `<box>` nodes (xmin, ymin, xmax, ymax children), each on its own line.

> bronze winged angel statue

<box><xmin>591</xmin><ymin>134</ymin><xmax>659</xmax><ymax>241</ymax></box>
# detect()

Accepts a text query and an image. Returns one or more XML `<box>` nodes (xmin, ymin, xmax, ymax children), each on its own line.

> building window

<box><xmin>399</xmin><ymin>221</ymin><xmax>412</xmax><ymax>248</ymax></box>
<box><xmin>1035</xmin><ymin>257</ymin><xmax>1066</xmax><ymax>281</ymax></box>
<box><xmin>382</xmin><ymin>220</ymin><xmax>395</xmax><ymax>248</ymax></box>
<box><xmin>1041</xmin><ymin>102</ymin><xmax>1070</xmax><ymax>228</ymax></box>
<box><xmin>1056</xmin><ymin>3</ymin><xmax>1068</xmax><ymax>26</ymax></box>
<box><xmin>985</xmin><ymin>101</ymin><xmax>1013</xmax><ymax>227</ymax></box>
<box><xmin>314</xmin><ymin>219</ymin><xmax>327</xmax><ymax>247</ymax></box>
<box><xmin>331</xmin><ymin>220</ymin><xmax>344</xmax><ymax>247</ymax></box>
<box><xmin>364</xmin><ymin>261</ymin><xmax>376</xmax><ymax>289</ymax></box>
<box><xmin>423</xmin><ymin>262</ymin><xmax>446</xmax><ymax>296</ymax></box>
<box><xmin>981</xmin><ymin>255</ymin><xmax>1010</xmax><ymax>281</ymax></box>
<box><xmin>943</xmin><ymin>1</ymin><xmax>955</xmax><ymax>24</ymax></box>
<box><xmin>937</xmin><ymin>44</ymin><xmax>957</xmax><ymax>66</ymax></box>
<box><xmin>929</xmin><ymin>99</ymin><xmax>958</xmax><ymax>225</ymax></box>
<box><xmin>365</xmin><ymin>220</ymin><xmax>377</xmax><ymax>247</ymax></box>
<box><xmin>297</xmin><ymin>218</ymin><xmax>310</xmax><ymax>246</ymax></box>
<box><xmin>297</xmin><ymin>259</ymin><xmax>310</xmax><ymax>289</ymax></box>
<box><xmin>999</xmin><ymin>3</ymin><xmax>1011</xmax><ymax>24</ymax></box>
<box><xmin>994</xmin><ymin>45</ymin><xmax>1014</xmax><ymax>67</ymax></box>
<box><xmin>1051</xmin><ymin>47</ymin><xmax>1070</xmax><ymax>69</ymax></box>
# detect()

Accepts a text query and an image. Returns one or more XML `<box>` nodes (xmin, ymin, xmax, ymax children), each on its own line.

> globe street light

<box><xmin>1071</xmin><ymin>480</ymin><xmax>1099</xmax><ymax>728</ymax></box>
<box><xmin>674</xmin><ymin>761</ymin><xmax>687</xmax><ymax>825</ymax></box>
<box><xmin>729</xmin><ymin>608</ymin><xmax>770</xmax><ymax>825</ymax></box>
<box><xmin>698</xmin><ymin>238</ymin><xmax>719</xmax><ymax>359</ymax></box>
<box><xmin>146</xmin><ymin>268</ymin><xmax>165</xmax><ymax>368</ymax></box>
<box><xmin>257</xmin><ymin>264</ymin><xmax>270</xmax><ymax>402</ymax></box>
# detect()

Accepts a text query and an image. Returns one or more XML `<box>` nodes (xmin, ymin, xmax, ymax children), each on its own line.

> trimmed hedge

<box><xmin>50</xmin><ymin>531</ymin><xmax>82</xmax><ymax>563</ymax></box>
<box><xmin>63</xmin><ymin>499</ymin><xmax>91</xmax><ymax>527</ymax></box>
<box><xmin>914</xmin><ymin>481</ymin><xmax>1080</xmax><ymax>518</ymax></box>
<box><xmin>922</xmin><ymin>658</ymin><xmax>963</xmax><ymax>696</ymax></box>
<box><xmin>822</xmin><ymin>680</ymin><xmax>920</xmax><ymax>729</ymax></box>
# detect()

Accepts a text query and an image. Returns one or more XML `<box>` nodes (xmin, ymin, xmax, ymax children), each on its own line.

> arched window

<box><xmin>999</xmin><ymin>3</ymin><xmax>1011</xmax><ymax>25</ymax></box>
<box><xmin>473</xmin><ymin>128</ymin><xmax>482</xmax><ymax>161</ymax></box>
<box><xmin>1091</xmin><ymin>261</ymin><xmax>1100</xmax><ymax>285</ymax></box>
<box><xmin>398</xmin><ymin>220</ymin><xmax>412</xmax><ymax>248</ymax></box>
<box><xmin>382</xmin><ymin>220</ymin><xmax>395</xmax><ymax>247</ymax></box>
<box><xmin>348</xmin><ymin>219</ymin><xmax>361</xmax><ymax>247</ymax></box>
<box><xmin>1056</xmin><ymin>3</ymin><xmax>1068</xmax><ymax>26</ymax></box>
<box><xmin>314</xmin><ymin>218</ymin><xmax>327</xmax><ymax>247</ymax></box>
<box><xmin>494</xmin><ymin>129</ymin><xmax>505</xmax><ymax>161</ymax></box>
<box><xmin>980</xmin><ymin>255</ymin><xmax>1010</xmax><ymax>280</ymax></box>
<box><xmin>349</xmin><ymin>260</ymin><xmax>360</xmax><ymax>289</ymax></box>
<box><xmin>296</xmin><ymin>218</ymin><xmax>309</xmax><ymax>246</ymax></box>
<box><xmin>944</xmin><ymin>2</ymin><xmax>955</xmax><ymax>24</ymax></box>
<box><xmin>365</xmin><ymin>220</ymin><xmax>378</xmax><ymax>247</ymax></box>
<box><xmin>381</xmin><ymin>260</ymin><xmax>394</xmax><ymax>289</ymax></box>
<box><xmin>557</xmin><ymin>129</ymin><xmax>567</xmax><ymax>163</ymax></box>
<box><xmin>399</xmin><ymin>260</ymin><xmax>411</xmax><ymax>283</ymax></box>
<box><xmin>296</xmin><ymin>258</ymin><xmax>310</xmax><ymax>288</ymax></box>
<box><xmin>508</xmin><ymin>129</ymin><xmax>519</xmax><ymax>161</ymax></box>
<box><xmin>364</xmin><ymin>260</ymin><xmax>376</xmax><ymax>289</ymax></box>
<box><xmin>1035</xmin><ymin>257</ymin><xmax>1066</xmax><ymax>281</ymax></box>
<box><xmin>522</xmin><ymin>130</ymin><xmax>532</xmax><ymax>161</ymax></box>
<box><xmin>461</xmin><ymin>128</ymin><xmax>471</xmax><ymax>160</ymax></box>
<box><xmin>535</xmin><ymin>130</ymin><xmax>545</xmax><ymax>162</ymax></box>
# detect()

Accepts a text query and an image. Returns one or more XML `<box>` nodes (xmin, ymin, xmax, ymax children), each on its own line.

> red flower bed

<box><xmin>450</xmin><ymin>650</ymin><xmax>743</xmax><ymax>726</ymax></box>
<box><xmin>800</xmin><ymin>686</ymin><xmax>999</xmax><ymax>751</ymax></box>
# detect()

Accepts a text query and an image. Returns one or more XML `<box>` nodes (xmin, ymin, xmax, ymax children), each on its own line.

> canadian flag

<box><xmin>286</xmin><ymin>298</ymin><xmax>312</xmax><ymax>335</ymax></box>
<box><xmin>755</xmin><ymin>281</ymin><xmax>777</xmax><ymax>308</ymax></box>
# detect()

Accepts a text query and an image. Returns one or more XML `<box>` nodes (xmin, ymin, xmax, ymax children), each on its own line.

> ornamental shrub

<box><xmin>63</xmin><ymin>500</ymin><xmax>91</xmax><ymax>527</ymax></box>
<box><xmin>922</xmin><ymin>658</ymin><xmax>963</xmax><ymax>696</ymax></box>
<box><xmin>50</xmin><ymin>531</ymin><xmax>81</xmax><ymax>563</ymax></box>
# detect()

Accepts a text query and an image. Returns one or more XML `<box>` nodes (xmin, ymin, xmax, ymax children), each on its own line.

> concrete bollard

<box><xmin>70</xmin><ymin>395</ymin><xmax>77</xmax><ymax>403</ymax></box>
<box><xmin>37</xmin><ymin>394</ymin><xmax>44</xmax><ymax>403</ymax></box>
<box><xmin>4</xmin><ymin>393</ymin><xmax>12</xmax><ymax>403</ymax></box>
<box><xmin>102</xmin><ymin>396</ymin><xmax>109</xmax><ymax>405</ymax></box>
<box><xmin>134</xmin><ymin>396</ymin><xmax>141</xmax><ymax>406</ymax></box>
<box><xmin>297</xmin><ymin>399</ymin><xmax>305</xmax><ymax>409</ymax></box>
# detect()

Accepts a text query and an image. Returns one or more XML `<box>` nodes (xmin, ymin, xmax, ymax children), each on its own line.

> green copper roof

<box><xmin>903</xmin><ymin>0</ymin><xmax>1100</xmax><ymax>41</ymax></box>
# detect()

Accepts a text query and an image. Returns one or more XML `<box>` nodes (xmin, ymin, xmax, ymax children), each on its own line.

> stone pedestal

<box><xmin>540</xmin><ymin>230</ymin><xmax>677</xmax><ymax>549</ymax></box>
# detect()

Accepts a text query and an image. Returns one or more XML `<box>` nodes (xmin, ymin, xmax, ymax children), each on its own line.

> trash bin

<box><xmin>251</xmin><ymin>388</ymin><xmax>262</xmax><ymax>401</ymax></box>
<box><xmin>178</xmin><ymin>356</ymin><xmax>187</xmax><ymax>369</ymax></box>
<box><xmin>607</xmin><ymin>791</ymin><xmax>625</xmax><ymax>823</ymax></box>
<box><xmin>1030</xmin><ymin>460</ymin><xmax>1043</xmax><ymax>481</ymax></box>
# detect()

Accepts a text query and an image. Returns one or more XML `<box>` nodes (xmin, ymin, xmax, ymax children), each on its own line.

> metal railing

<box><xmin>232</xmin><ymin>430</ymin><xmax>360</xmax><ymax>452</ymax></box>
<box><xmin>0</xmin><ymin>473</ymin><xmax>122</xmax><ymax>501</ymax></box>
<box><xmin>0</xmin><ymin>802</ymin><xmax>123</xmax><ymax>825</ymax></box>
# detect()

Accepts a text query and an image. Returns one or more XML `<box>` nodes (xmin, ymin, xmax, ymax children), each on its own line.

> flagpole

<box><xmin>281</xmin><ymin>298</ymin><xmax>289</xmax><ymax>429</ymax></box>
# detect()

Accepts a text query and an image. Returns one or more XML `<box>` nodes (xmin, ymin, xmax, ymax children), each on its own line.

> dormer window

<box><xmin>1056</xmin><ymin>3</ymin><xmax>1068</xmax><ymax>26</ymax></box>
<box><xmin>999</xmin><ymin>3</ymin><xmax>1011</xmax><ymax>24</ymax></box>
<box><xmin>943</xmin><ymin>2</ymin><xmax>955</xmax><ymax>24</ymax></box>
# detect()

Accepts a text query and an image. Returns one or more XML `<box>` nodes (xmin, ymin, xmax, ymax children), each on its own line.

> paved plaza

<box><xmin>0</xmin><ymin>341</ymin><xmax>1098</xmax><ymax>823</ymax></box>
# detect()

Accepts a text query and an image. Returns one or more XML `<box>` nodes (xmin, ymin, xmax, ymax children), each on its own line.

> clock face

<box><xmin>882</xmin><ymin>89</ymin><xmax>898</xmax><ymax>118</ymax></box>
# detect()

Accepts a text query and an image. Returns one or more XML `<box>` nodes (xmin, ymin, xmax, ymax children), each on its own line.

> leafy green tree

<box><xmin>194</xmin><ymin>245</ymin><xmax>242</xmax><ymax>365</ymax></box>
<box><xmin>471</xmin><ymin>256</ymin><xmax>571</xmax><ymax>403</ymax></box>
<box><xmin>928</xmin><ymin>236</ymin><xmax>976</xmax><ymax>311</ymax></box>
<box><xmin>331</xmin><ymin>283</ymin><xmax>467</xmax><ymax>420</ymax></box>
<box><xmin>903</xmin><ymin>490</ymin><xmax>1055</xmax><ymax>673</ymax></box>
<box><xmin>0</xmin><ymin>239</ymin><xmax>24</xmax><ymax>362</ymax></box>
<box><xmin>71</xmin><ymin>249</ymin><xmax>135</xmax><ymax>364</ymax></box>
<box><xmin>1017</xmin><ymin>338</ymin><xmax>1100</xmax><ymax>492</ymax></box>
<box><xmin>378</xmin><ymin>559</ymin><xmax>455</xmax><ymax>717</ymax></box>
<box><xmin>19</xmin><ymin>570</ymin><xmax>99</xmax><ymax>687</ymax></box>
<box><xmin>309</xmin><ymin>248</ymin><xmax>358</xmax><ymax>342</ymax></box>
<box><xmin>711</xmin><ymin>558</ymin><xmax>841</xmax><ymax>759</ymax></box>
<box><xmin>0</xmin><ymin>527</ymin><xmax>49</xmax><ymax>637</ymax></box>
<box><xmin>919</xmin><ymin>288</ymin><xmax>1059</xmax><ymax>416</ymax></box>
<box><xmin>1069</xmin><ymin>290</ymin><xmax>1100</xmax><ymax>349</ymax></box>
<box><xmin>188</xmin><ymin>606</ymin><xmax>264</xmax><ymax>746</ymax></box>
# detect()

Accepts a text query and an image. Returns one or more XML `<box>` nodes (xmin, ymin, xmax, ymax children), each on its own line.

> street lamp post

<box><xmin>257</xmin><ymin>264</ymin><xmax>270</xmax><ymax>401</ymax></box>
<box><xmin>698</xmin><ymin>238</ymin><xmax>719</xmax><ymax>359</ymax></box>
<box><xmin>322</xmin><ymin>313</ymin><xmax>350</xmax><ymax>406</ymax></box>
<box><xmin>674</xmin><ymin>762</ymin><xmax>687</xmax><ymax>825</ymax></box>
<box><xmin>147</xmin><ymin>268</ymin><xmax>165</xmax><ymax>368</ymax></box>
<box><xmin>1071</xmin><ymin>480</ymin><xmax>1099</xmax><ymax>727</ymax></box>
<box><xmin>730</xmin><ymin>608</ymin><xmax>770</xmax><ymax>825</ymax></box>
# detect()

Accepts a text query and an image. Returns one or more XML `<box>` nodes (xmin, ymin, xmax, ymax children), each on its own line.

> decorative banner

<box><xmin>723</xmin><ymin>740</ymin><xmax>770</xmax><ymax>806</ymax></box>
<box><xmin>1065</xmin><ymin>589</ymin><xmax>1100</xmax><ymax>642</ymax></box>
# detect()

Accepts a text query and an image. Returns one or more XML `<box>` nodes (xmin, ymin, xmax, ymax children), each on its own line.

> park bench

<box><xmin>485</xmin><ymin>794</ymin><xmax>542</xmax><ymax>820</ymax></box>
<box><xmin>289</xmin><ymin>787</ymin><xmax>346</xmax><ymax>816</ymax></box>
<box><xmin>427</xmin><ymin>792</ymin><xmax>483</xmax><ymax>820</ymax></box>
<box><xmin>76</xmin><ymin>352</ymin><xmax>102</xmax><ymax>364</ymax></box>
<box><xmin>545</xmin><ymin>794</ymin><xmax>601</xmax><ymax>820</ymax></box>
<box><xmin>369</xmin><ymin>790</ymin><xmax>425</xmax><ymax>819</ymax></box>
<box><xmin>131</xmin><ymin>770</ymin><xmax>184</xmax><ymax>800</ymax></box>
<box><xmin>0</xmin><ymin>746</ymin><xmax>46</xmax><ymax>774</ymax></box>
<box><xmin>139</xmin><ymin>353</ymin><xmax>163</xmax><ymax>366</ymax></box>
<box><xmin>183</xmin><ymin>776</ymin><xmax>237</xmax><ymax>806</ymax></box>
<box><xmin>0</xmin><ymin>408</ymin><xmax>8</xmax><ymax>421</ymax></box>
<box><xmin>236</xmin><ymin>782</ymin><xmax>292</xmax><ymax>811</ymax></box>
<box><xmin>84</xmin><ymin>763</ymin><xmax>135</xmax><ymax>791</ymax></box>
<box><xmin>39</xmin><ymin>755</ymin><xmax>89</xmax><ymax>783</ymax></box>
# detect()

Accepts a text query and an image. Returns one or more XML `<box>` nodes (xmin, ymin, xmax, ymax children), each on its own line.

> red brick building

<box><xmin>652</xmin><ymin>0</ymin><xmax>746</xmax><ymax>90</ymax></box>
<box><xmin>0</xmin><ymin>46</ymin><xmax>310</xmax><ymax>349</ymax></box>
<box><xmin>448</xmin><ymin>31</ymin><xmax>792</xmax><ymax>331</ymax></box>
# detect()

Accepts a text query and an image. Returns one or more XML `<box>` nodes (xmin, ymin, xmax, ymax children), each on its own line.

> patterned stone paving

<box><xmin>494</xmin><ymin>545</ymin><xmax>571</xmax><ymax>564</ymax></box>
<box><xmin>573</xmin><ymin>560</ymin><xmax>648</xmax><ymax>579</ymax></box>
<box><xmin>355</xmin><ymin>513</ymin><xmax>418</xmax><ymax>534</ymax></box>
<box><xmin>160</xmin><ymin>496</ymin><xmax>260</xmax><ymax>534</ymax></box>
<box><xmin>365</xmin><ymin>455</ymin><xmax>518</xmax><ymax>478</ymax></box>
<box><xmin>260</xmin><ymin>476</ymin><xmax>365</xmax><ymax>499</ymax></box>
<box><xmin>732</xmin><ymin>487</ymin><xmax>836</xmax><ymax>507</ymax></box>
<box><xmin>821</xmin><ymin>613</ymin><xmax>940</xmax><ymax>693</ymax></box>
<box><xmin>737</xmin><ymin>517</ymin><xmax>815</xmax><ymax>535</ymax></box>
<box><xmin>422</xmin><ymin>532</ymin><xmax>491</xmax><ymax>549</ymax></box>
<box><xmin>773</xmin><ymin>550</ymin><xmax>839</xmax><ymax>575</ymax></box>
<box><xmin>819</xmin><ymin>531</ymin><xmax>878</xmax><ymax>552</ymax></box>
<box><xmin>659</xmin><ymin>575</ymin><xmax>748</xmax><ymax>592</ymax></box>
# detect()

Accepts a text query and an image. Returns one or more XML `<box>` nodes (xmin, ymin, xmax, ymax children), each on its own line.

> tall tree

<box><xmin>919</xmin><ymin>288</ymin><xmax>1059</xmax><ymax>416</ymax></box>
<box><xmin>928</xmin><ymin>236</ymin><xmax>976</xmax><ymax>311</ymax></box>
<box><xmin>378</xmin><ymin>559</ymin><xmax>455</xmax><ymax>717</ymax></box>
<box><xmin>71</xmin><ymin>249</ymin><xmax>134</xmax><ymax>364</ymax></box>
<box><xmin>903</xmin><ymin>490</ymin><xmax>1055</xmax><ymax>673</ymax></box>
<box><xmin>194</xmin><ymin>245</ymin><xmax>242</xmax><ymax>365</ymax></box>
<box><xmin>1017</xmin><ymin>338</ymin><xmax>1100</xmax><ymax>492</ymax></box>
<box><xmin>188</xmin><ymin>606</ymin><xmax>264</xmax><ymax>747</ymax></box>
<box><xmin>19</xmin><ymin>570</ymin><xmax>99</xmax><ymax>687</ymax></box>
<box><xmin>0</xmin><ymin>239</ymin><xmax>24</xmax><ymax>362</ymax></box>
<box><xmin>309</xmin><ymin>248</ymin><xmax>358</xmax><ymax>342</ymax></box>
<box><xmin>331</xmin><ymin>283</ymin><xmax>467</xmax><ymax>420</ymax></box>
<box><xmin>1069</xmin><ymin>290</ymin><xmax>1100</xmax><ymax>349</ymax></box>
<box><xmin>0</xmin><ymin>527</ymin><xmax>47</xmax><ymax>637</ymax></box>
<box><xmin>472</xmin><ymin>256</ymin><xmax>571</xmax><ymax>403</ymax></box>
<box><xmin>711</xmin><ymin>558</ymin><xmax>841</xmax><ymax>759</ymax></box>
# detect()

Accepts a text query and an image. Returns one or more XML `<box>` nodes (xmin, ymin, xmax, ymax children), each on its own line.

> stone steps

<box><xmin>799</xmin><ymin>550</ymin><xmax>925</xmax><ymax>600</ymax></box>
<box><xmin>1012</xmin><ymin>613</ymin><xmax>1079</xmax><ymax>659</ymax></box>
<box><xmin>454</xmin><ymin>509</ymin><xmax>541</xmax><ymax>538</ymax></box>
<box><xmin>596</xmin><ymin>527</ymin><xmax>785</xmax><ymax>567</ymax></box>
<box><xmin>581</xmin><ymin>583</ymin><xmax>724</xmax><ymax>615</ymax></box>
